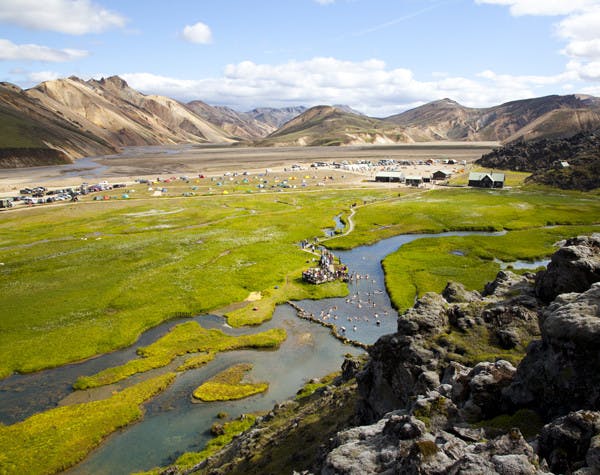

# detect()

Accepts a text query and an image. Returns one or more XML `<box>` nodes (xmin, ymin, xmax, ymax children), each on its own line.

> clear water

<box><xmin>494</xmin><ymin>257</ymin><xmax>550</xmax><ymax>270</ymax></box>
<box><xmin>65</xmin><ymin>305</ymin><xmax>362</xmax><ymax>474</ymax></box>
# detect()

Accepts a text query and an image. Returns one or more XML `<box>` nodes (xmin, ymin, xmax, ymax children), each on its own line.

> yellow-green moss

<box><xmin>74</xmin><ymin>323</ymin><xmax>286</xmax><ymax>389</ymax></box>
<box><xmin>295</xmin><ymin>372</ymin><xmax>338</xmax><ymax>400</ymax></box>
<box><xmin>177</xmin><ymin>351</ymin><xmax>216</xmax><ymax>371</ymax></box>
<box><xmin>436</xmin><ymin>326</ymin><xmax>529</xmax><ymax>367</ymax></box>
<box><xmin>0</xmin><ymin>373</ymin><xmax>175</xmax><ymax>475</ymax></box>
<box><xmin>193</xmin><ymin>363</ymin><xmax>268</xmax><ymax>402</ymax></box>
<box><xmin>416</xmin><ymin>439</ymin><xmax>440</xmax><ymax>458</ymax></box>
<box><xmin>225</xmin><ymin>276</ymin><xmax>348</xmax><ymax>327</ymax></box>
<box><xmin>176</xmin><ymin>415</ymin><xmax>256</xmax><ymax>469</ymax></box>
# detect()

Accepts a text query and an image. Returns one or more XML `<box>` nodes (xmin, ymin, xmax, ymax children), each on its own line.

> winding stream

<box><xmin>1</xmin><ymin>228</ymin><xmax>523</xmax><ymax>475</ymax></box>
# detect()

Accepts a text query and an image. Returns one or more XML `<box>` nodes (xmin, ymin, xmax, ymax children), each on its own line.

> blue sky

<box><xmin>1</xmin><ymin>0</ymin><xmax>600</xmax><ymax>116</ymax></box>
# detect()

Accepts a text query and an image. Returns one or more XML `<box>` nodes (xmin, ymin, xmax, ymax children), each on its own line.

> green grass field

<box><xmin>383</xmin><ymin>225</ymin><xmax>600</xmax><ymax>312</ymax></box>
<box><xmin>0</xmin><ymin>189</ymin><xmax>391</xmax><ymax>378</ymax></box>
<box><xmin>1</xmin><ymin>177</ymin><xmax>599</xmax><ymax>475</ymax></box>
<box><xmin>328</xmin><ymin>187</ymin><xmax>600</xmax><ymax>249</ymax></box>
<box><xmin>74</xmin><ymin>323</ymin><xmax>286</xmax><ymax>389</ymax></box>
<box><xmin>1</xmin><ymin>185</ymin><xmax>599</xmax><ymax>378</ymax></box>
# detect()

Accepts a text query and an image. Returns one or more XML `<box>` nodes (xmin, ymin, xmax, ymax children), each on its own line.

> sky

<box><xmin>1</xmin><ymin>0</ymin><xmax>600</xmax><ymax>116</ymax></box>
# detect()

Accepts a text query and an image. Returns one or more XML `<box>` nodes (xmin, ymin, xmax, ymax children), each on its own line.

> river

<box><xmin>1</xmin><ymin>229</ymin><xmax>519</xmax><ymax>474</ymax></box>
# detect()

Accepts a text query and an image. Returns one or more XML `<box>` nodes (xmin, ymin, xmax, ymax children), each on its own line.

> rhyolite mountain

<box><xmin>2</xmin><ymin>73</ymin><xmax>600</xmax><ymax>167</ymax></box>
<box><xmin>0</xmin><ymin>76</ymin><xmax>236</xmax><ymax>167</ymax></box>
<box><xmin>383</xmin><ymin>94</ymin><xmax>600</xmax><ymax>143</ymax></box>
<box><xmin>0</xmin><ymin>81</ymin><xmax>116</xmax><ymax>167</ymax></box>
<box><xmin>245</xmin><ymin>106</ymin><xmax>308</xmax><ymax>129</ymax></box>
<box><xmin>257</xmin><ymin>94</ymin><xmax>600</xmax><ymax>147</ymax></box>
<box><xmin>255</xmin><ymin>105</ymin><xmax>411</xmax><ymax>146</ymax></box>
<box><xmin>186</xmin><ymin>101</ymin><xmax>276</xmax><ymax>140</ymax></box>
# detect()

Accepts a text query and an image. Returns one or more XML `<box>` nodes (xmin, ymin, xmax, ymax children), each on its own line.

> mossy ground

<box><xmin>193</xmin><ymin>363</ymin><xmax>268</xmax><ymax>402</ymax></box>
<box><xmin>475</xmin><ymin>409</ymin><xmax>544</xmax><ymax>439</ymax></box>
<box><xmin>295</xmin><ymin>371</ymin><xmax>338</xmax><ymax>400</ymax></box>
<box><xmin>0</xmin><ymin>188</ymin><xmax>391</xmax><ymax>378</ymax></box>
<box><xmin>177</xmin><ymin>351</ymin><xmax>216</xmax><ymax>371</ymax></box>
<box><xmin>74</xmin><ymin>324</ymin><xmax>286</xmax><ymax>389</ymax></box>
<box><xmin>205</xmin><ymin>380</ymin><xmax>359</xmax><ymax>475</ymax></box>
<box><xmin>2</xmin><ymin>180</ymin><xmax>599</xmax><ymax>474</ymax></box>
<box><xmin>225</xmin><ymin>275</ymin><xmax>349</xmax><ymax>327</ymax></box>
<box><xmin>435</xmin><ymin>325</ymin><xmax>530</xmax><ymax>367</ymax></box>
<box><xmin>383</xmin><ymin>225</ymin><xmax>600</xmax><ymax>313</ymax></box>
<box><xmin>0</xmin><ymin>373</ymin><xmax>175</xmax><ymax>475</ymax></box>
<box><xmin>329</xmin><ymin>187</ymin><xmax>600</xmax><ymax>249</ymax></box>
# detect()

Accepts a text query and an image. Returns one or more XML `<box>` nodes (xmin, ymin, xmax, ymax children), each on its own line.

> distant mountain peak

<box><xmin>332</xmin><ymin>104</ymin><xmax>365</xmax><ymax>116</ymax></box>
<box><xmin>431</xmin><ymin>98</ymin><xmax>463</xmax><ymax>107</ymax></box>
<box><xmin>95</xmin><ymin>75</ymin><xmax>130</xmax><ymax>90</ymax></box>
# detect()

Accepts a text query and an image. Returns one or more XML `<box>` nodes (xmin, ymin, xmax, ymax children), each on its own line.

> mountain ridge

<box><xmin>258</xmin><ymin>94</ymin><xmax>600</xmax><ymax>147</ymax></box>
<box><xmin>1</xmin><ymin>74</ymin><xmax>600</xmax><ymax>167</ymax></box>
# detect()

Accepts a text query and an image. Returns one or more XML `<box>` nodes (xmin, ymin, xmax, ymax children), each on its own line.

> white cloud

<box><xmin>475</xmin><ymin>0</ymin><xmax>597</xmax><ymax>16</ymax></box>
<box><xmin>476</xmin><ymin>0</ymin><xmax>600</xmax><ymax>85</ymax></box>
<box><xmin>120</xmin><ymin>57</ymin><xmax>575</xmax><ymax>116</ymax></box>
<box><xmin>315</xmin><ymin>0</ymin><xmax>336</xmax><ymax>4</ymax></box>
<box><xmin>563</xmin><ymin>39</ymin><xmax>600</xmax><ymax>60</ymax></box>
<box><xmin>557</xmin><ymin>6</ymin><xmax>600</xmax><ymax>41</ymax></box>
<box><xmin>0</xmin><ymin>39</ymin><xmax>88</xmax><ymax>62</ymax></box>
<box><xmin>0</xmin><ymin>0</ymin><xmax>126</xmax><ymax>35</ymax></box>
<box><xmin>182</xmin><ymin>22</ymin><xmax>212</xmax><ymax>44</ymax></box>
<box><xmin>27</xmin><ymin>70</ymin><xmax>62</xmax><ymax>83</ymax></box>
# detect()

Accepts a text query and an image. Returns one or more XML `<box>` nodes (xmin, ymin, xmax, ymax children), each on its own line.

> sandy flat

<box><xmin>0</xmin><ymin>143</ymin><xmax>495</xmax><ymax>195</ymax></box>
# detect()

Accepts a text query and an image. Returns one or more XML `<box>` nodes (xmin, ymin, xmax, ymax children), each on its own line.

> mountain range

<box><xmin>1</xmin><ymin>74</ymin><xmax>600</xmax><ymax>167</ymax></box>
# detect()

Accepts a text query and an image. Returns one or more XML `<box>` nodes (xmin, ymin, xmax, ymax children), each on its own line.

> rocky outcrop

<box><xmin>507</xmin><ymin>283</ymin><xmax>600</xmax><ymax>418</ymax></box>
<box><xmin>538</xmin><ymin>411</ymin><xmax>600</xmax><ymax>474</ymax></box>
<box><xmin>323</xmin><ymin>412</ymin><xmax>548</xmax><ymax>475</ymax></box>
<box><xmin>535</xmin><ymin>234</ymin><xmax>600</xmax><ymax>303</ymax></box>
<box><xmin>357</xmin><ymin>293</ymin><xmax>449</xmax><ymax>422</ymax></box>
<box><xmin>358</xmin><ymin>276</ymin><xmax>539</xmax><ymax>424</ymax></box>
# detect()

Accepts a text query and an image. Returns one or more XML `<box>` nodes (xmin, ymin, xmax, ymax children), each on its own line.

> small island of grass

<box><xmin>74</xmin><ymin>323</ymin><xmax>286</xmax><ymax>390</ymax></box>
<box><xmin>193</xmin><ymin>363</ymin><xmax>268</xmax><ymax>402</ymax></box>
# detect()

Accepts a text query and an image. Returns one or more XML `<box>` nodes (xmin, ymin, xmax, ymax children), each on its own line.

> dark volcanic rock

<box><xmin>535</xmin><ymin>234</ymin><xmax>600</xmax><ymax>303</ymax></box>
<box><xmin>476</xmin><ymin>131</ymin><xmax>600</xmax><ymax>191</ymax></box>
<box><xmin>443</xmin><ymin>281</ymin><xmax>481</xmax><ymax>303</ymax></box>
<box><xmin>358</xmin><ymin>293</ymin><xmax>448</xmax><ymax>422</ymax></box>
<box><xmin>538</xmin><ymin>411</ymin><xmax>600</xmax><ymax>474</ymax></box>
<box><xmin>507</xmin><ymin>283</ymin><xmax>600</xmax><ymax>418</ymax></box>
<box><xmin>323</xmin><ymin>412</ymin><xmax>547</xmax><ymax>475</ymax></box>
<box><xmin>462</xmin><ymin>360</ymin><xmax>517</xmax><ymax>421</ymax></box>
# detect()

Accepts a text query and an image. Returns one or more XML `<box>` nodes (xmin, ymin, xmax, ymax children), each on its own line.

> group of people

<box><xmin>302</xmin><ymin>249</ymin><xmax>349</xmax><ymax>284</ymax></box>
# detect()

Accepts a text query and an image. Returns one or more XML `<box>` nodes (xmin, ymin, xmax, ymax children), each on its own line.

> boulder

<box><xmin>462</xmin><ymin>360</ymin><xmax>517</xmax><ymax>421</ymax></box>
<box><xmin>507</xmin><ymin>284</ymin><xmax>600</xmax><ymax>418</ymax></box>
<box><xmin>483</xmin><ymin>270</ymin><xmax>534</xmax><ymax>299</ymax></box>
<box><xmin>535</xmin><ymin>234</ymin><xmax>600</xmax><ymax>303</ymax></box>
<box><xmin>323</xmin><ymin>413</ymin><xmax>547</xmax><ymax>475</ymax></box>
<box><xmin>443</xmin><ymin>281</ymin><xmax>481</xmax><ymax>303</ymax></box>
<box><xmin>537</xmin><ymin>411</ymin><xmax>600</xmax><ymax>474</ymax></box>
<box><xmin>397</xmin><ymin>292</ymin><xmax>449</xmax><ymax>336</ymax></box>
